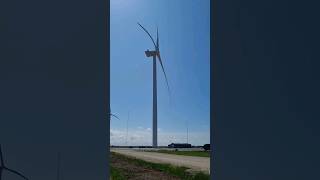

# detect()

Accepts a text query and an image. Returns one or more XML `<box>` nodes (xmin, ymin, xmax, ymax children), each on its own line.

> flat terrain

<box><xmin>111</xmin><ymin>152</ymin><xmax>209</xmax><ymax>180</ymax></box>
<box><xmin>111</xmin><ymin>152</ymin><xmax>180</xmax><ymax>180</ymax></box>
<box><xmin>111</xmin><ymin>148</ymin><xmax>210</xmax><ymax>174</ymax></box>
<box><xmin>148</xmin><ymin>150</ymin><xmax>210</xmax><ymax>157</ymax></box>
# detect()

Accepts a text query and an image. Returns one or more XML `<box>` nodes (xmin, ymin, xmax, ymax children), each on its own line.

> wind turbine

<box><xmin>138</xmin><ymin>23</ymin><xmax>170</xmax><ymax>147</ymax></box>
<box><xmin>0</xmin><ymin>144</ymin><xmax>29</xmax><ymax>180</ymax></box>
<box><xmin>110</xmin><ymin>113</ymin><xmax>120</xmax><ymax>120</ymax></box>
<box><xmin>109</xmin><ymin>108</ymin><xmax>120</xmax><ymax>120</ymax></box>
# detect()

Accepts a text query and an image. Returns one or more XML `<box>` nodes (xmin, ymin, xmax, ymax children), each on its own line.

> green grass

<box><xmin>110</xmin><ymin>166</ymin><xmax>126</xmax><ymax>180</ymax></box>
<box><xmin>149</xmin><ymin>150</ymin><xmax>210</xmax><ymax>157</ymax></box>
<box><xmin>111</xmin><ymin>152</ymin><xmax>210</xmax><ymax>180</ymax></box>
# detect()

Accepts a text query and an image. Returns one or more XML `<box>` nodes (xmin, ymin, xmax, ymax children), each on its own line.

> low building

<box><xmin>168</xmin><ymin>143</ymin><xmax>192</xmax><ymax>148</ymax></box>
<box><xmin>203</xmin><ymin>144</ymin><xmax>210</xmax><ymax>151</ymax></box>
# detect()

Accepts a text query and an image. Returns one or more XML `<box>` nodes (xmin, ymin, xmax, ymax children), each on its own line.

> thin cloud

<box><xmin>110</xmin><ymin>128</ymin><xmax>209</xmax><ymax>146</ymax></box>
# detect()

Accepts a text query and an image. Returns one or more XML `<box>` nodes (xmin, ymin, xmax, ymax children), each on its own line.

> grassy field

<box><xmin>110</xmin><ymin>152</ymin><xmax>210</xmax><ymax>180</ymax></box>
<box><xmin>110</xmin><ymin>166</ymin><xmax>126</xmax><ymax>180</ymax></box>
<box><xmin>149</xmin><ymin>150</ymin><xmax>210</xmax><ymax>157</ymax></box>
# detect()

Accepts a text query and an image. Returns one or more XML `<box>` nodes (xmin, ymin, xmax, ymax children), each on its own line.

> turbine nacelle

<box><xmin>145</xmin><ymin>50</ymin><xmax>159</xmax><ymax>57</ymax></box>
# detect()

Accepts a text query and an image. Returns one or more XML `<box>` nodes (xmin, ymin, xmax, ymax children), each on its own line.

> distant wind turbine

<box><xmin>109</xmin><ymin>108</ymin><xmax>120</xmax><ymax>120</ymax></box>
<box><xmin>110</xmin><ymin>113</ymin><xmax>120</xmax><ymax>120</ymax></box>
<box><xmin>0</xmin><ymin>144</ymin><xmax>29</xmax><ymax>180</ymax></box>
<box><xmin>138</xmin><ymin>23</ymin><xmax>171</xmax><ymax>147</ymax></box>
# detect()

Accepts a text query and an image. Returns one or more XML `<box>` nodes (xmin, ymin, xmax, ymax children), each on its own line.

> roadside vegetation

<box><xmin>110</xmin><ymin>166</ymin><xmax>126</xmax><ymax>180</ymax></box>
<box><xmin>156</xmin><ymin>150</ymin><xmax>210</xmax><ymax>157</ymax></box>
<box><xmin>149</xmin><ymin>150</ymin><xmax>210</xmax><ymax>157</ymax></box>
<box><xmin>110</xmin><ymin>152</ymin><xmax>210</xmax><ymax>180</ymax></box>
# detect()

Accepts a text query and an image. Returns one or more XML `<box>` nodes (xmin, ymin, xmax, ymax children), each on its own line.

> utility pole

<box><xmin>187</xmin><ymin>120</ymin><xmax>189</xmax><ymax>144</ymax></box>
<box><xmin>126</xmin><ymin>111</ymin><xmax>129</xmax><ymax>146</ymax></box>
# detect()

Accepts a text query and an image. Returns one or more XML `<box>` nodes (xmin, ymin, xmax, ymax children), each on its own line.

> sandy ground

<box><xmin>111</xmin><ymin>148</ymin><xmax>210</xmax><ymax>174</ymax></box>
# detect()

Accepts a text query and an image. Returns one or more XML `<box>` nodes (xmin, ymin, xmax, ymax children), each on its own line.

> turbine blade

<box><xmin>0</xmin><ymin>144</ymin><xmax>4</xmax><ymax>166</ymax></box>
<box><xmin>156</xmin><ymin>27</ymin><xmax>159</xmax><ymax>50</ymax></box>
<box><xmin>137</xmin><ymin>22</ymin><xmax>157</xmax><ymax>49</ymax></box>
<box><xmin>4</xmin><ymin>167</ymin><xmax>28</xmax><ymax>180</ymax></box>
<box><xmin>110</xmin><ymin>114</ymin><xmax>120</xmax><ymax>120</ymax></box>
<box><xmin>156</xmin><ymin>53</ymin><xmax>171</xmax><ymax>96</ymax></box>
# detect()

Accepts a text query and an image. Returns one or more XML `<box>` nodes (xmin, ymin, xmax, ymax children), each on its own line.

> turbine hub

<box><xmin>145</xmin><ymin>50</ymin><xmax>158</xmax><ymax>57</ymax></box>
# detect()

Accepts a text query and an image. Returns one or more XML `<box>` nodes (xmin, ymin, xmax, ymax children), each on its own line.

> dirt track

<box><xmin>111</xmin><ymin>148</ymin><xmax>210</xmax><ymax>174</ymax></box>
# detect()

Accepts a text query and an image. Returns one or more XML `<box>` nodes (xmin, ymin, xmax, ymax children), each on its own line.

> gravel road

<box><xmin>111</xmin><ymin>148</ymin><xmax>210</xmax><ymax>174</ymax></box>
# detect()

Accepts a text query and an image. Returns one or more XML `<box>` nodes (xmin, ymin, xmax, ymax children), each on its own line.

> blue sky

<box><xmin>110</xmin><ymin>0</ymin><xmax>210</xmax><ymax>146</ymax></box>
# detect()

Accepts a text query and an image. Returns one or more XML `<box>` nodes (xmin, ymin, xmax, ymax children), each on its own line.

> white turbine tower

<box><xmin>138</xmin><ymin>23</ymin><xmax>170</xmax><ymax>147</ymax></box>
